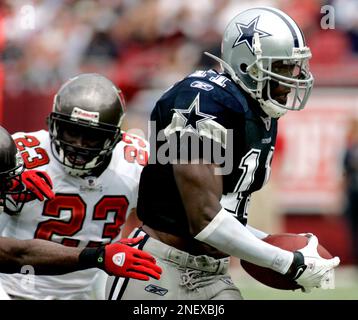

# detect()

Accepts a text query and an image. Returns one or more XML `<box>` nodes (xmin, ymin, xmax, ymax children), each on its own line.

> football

<box><xmin>240</xmin><ymin>233</ymin><xmax>333</xmax><ymax>290</ymax></box>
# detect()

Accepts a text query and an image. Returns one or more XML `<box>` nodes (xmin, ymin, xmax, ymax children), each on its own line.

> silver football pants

<box><xmin>106</xmin><ymin>228</ymin><xmax>243</xmax><ymax>300</ymax></box>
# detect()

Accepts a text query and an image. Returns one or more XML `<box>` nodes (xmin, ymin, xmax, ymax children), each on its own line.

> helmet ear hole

<box><xmin>240</xmin><ymin>63</ymin><xmax>248</xmax><ymax>73</ymax></box>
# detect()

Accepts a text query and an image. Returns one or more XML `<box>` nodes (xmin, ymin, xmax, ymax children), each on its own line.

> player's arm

<box><xmin>173</xmin><ymin>163</ymin><xmax>339</xmax><ymax>289</ymax></box>
<box><xmin>0</xmin><ymin>237</ymin><xmax>161</xmax><ymax>281</ymax></box>
<box><xmin>173</xmin><ymin>162</ymin><xmax>293</xmax><ymax>273</ymax></box>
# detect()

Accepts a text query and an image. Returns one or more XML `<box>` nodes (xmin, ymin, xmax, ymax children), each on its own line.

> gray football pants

<box><xmin>106</xmin><ymin>228</ymin><xmax>243</xmax><ymax>300</ymax></box>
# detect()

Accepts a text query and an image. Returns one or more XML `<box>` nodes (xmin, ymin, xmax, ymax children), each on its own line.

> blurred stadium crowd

<box><xmin>2</xmin><ymin>0</ymin><xmax>358</xmax><ymax>104</ymax></box>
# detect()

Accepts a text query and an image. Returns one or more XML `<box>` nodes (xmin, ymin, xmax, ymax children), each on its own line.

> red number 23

<box><xmin>35</xmin><ymin>194</ymin><xmax>129</xmax><ymax>247</ymax></box>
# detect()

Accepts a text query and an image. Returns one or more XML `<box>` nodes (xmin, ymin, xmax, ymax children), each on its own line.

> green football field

<box><xmin>230</xmin><ymin>263</ymin><xmax>358</xmax><ymax>300</ymax></box>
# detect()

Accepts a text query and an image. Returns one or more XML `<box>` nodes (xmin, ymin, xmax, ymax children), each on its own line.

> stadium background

<box><xmin>1</xmin><ymin>0</ymin><xmax>358</xmax><ymax>299</ymax></box>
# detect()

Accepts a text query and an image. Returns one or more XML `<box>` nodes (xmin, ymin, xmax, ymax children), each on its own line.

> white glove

<box><xmin>289</xmin><ymin>233</ymin><xmax>340</xmax><ymax>293</ymax></box>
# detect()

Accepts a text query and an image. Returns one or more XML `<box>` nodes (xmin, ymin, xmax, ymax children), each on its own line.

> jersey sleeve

<box><xmin>116</xmin><ymin>132</ymin><xmax>149</xmax><ymax>212</ymax></box>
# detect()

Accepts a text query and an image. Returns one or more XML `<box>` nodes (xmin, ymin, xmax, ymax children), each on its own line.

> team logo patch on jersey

<box><xmin>144</xmin><ymin>284</ymin><xmax>168</xmax><ymax>296</ymax></box>
<box><xmin>163</xmin><ymin>92</ymin><xmax>228</xmax><ymax>149</ymax></box>
<box><xmin>173</xmin><ymin>93</ymin><xmax>216</xmax><ymax>133</ymax></box>
<box><xmin>190</xmin><ymin>81</ymin><xmax>214</xmax><ymax>91</ymax></box>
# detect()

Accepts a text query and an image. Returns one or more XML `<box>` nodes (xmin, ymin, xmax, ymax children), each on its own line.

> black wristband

<box><xmin>287</xmin><ymin>251</ymin><xmax>307</xmax><ymax>280</ymax></box>
<box><xmin>79</xmin><ymin>247</ymin><xmax>105</xmax><ymax>269</ymax></box>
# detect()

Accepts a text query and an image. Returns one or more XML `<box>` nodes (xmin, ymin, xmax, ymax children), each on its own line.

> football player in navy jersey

<box><xmin>107</xmin><ymin>7</ymin><xmax>340</xmax><ymax>300</ymax></box>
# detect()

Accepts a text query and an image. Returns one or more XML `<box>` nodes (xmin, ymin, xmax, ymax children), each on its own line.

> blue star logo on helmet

<box><xmin>232</xmin><ymin>16</ymin><xmax>271</xmax><ymax>54</ymax></box>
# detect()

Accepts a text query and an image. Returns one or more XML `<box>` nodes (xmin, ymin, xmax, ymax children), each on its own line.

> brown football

<box><xmin>240</xmin><ymin>233</ymin><xmax>333</xmax><ymax>290</ymax></box>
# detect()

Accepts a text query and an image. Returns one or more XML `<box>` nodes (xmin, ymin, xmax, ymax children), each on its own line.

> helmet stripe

<box><xmin>258</xmin><ymin>7</ymin><xmax>303</xmax><ymax>48</ymax></box>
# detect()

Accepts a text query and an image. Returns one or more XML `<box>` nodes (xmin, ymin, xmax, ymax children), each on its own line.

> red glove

<box><xmin>10</xmin><ymin>170</ymin><xmax>54</xmax><ymax>202</ymax></box>
<box><xmin>79</xmin><ymin>237</ymin><xmax>162</xmax><ymax>281</ymax></box>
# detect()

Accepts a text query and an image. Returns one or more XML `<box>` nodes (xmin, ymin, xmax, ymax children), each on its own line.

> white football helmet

<box><xmin>205</xmin><ymin>7</ymin><xmax>314</xmax><ymax>118</ymax></box>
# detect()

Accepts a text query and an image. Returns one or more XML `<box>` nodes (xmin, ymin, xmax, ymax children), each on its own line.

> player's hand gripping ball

<box><xmin>240</xmin><ymin>233</ymin><xmax>333</xmax><ymax>290</ymax></box>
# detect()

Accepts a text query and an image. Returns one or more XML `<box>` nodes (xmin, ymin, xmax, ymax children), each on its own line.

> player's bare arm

<box><xmin>0</xmin><ymin>236</ymin><xmax>161</xmax><ymax>281</ymax></box>
<box><xmin>173</xmin><ymin>163</ymin><xmax>222</xmax><ymax>235</ymax></box>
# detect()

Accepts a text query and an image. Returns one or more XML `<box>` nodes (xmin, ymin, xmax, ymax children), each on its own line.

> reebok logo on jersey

<box><xmin>190</xmin><ymin>81</ymin><xmax>214</xmax><ymax>91</ymax></box>
<box><xmin>112</xmin><ymin>252</ymin><xmax>126</xmax><ymax>267</ymax></box>
<box><xmin>144</xmin><ymin>284</ymin><xmax>168</xmax><ymax>296</ymax></box>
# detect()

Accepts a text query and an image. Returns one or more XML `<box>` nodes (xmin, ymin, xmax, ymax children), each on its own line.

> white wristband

<box><xmin>195</xmin><ymin>208</ymin><xmax>293</xmax><ymax>274</ymax></box>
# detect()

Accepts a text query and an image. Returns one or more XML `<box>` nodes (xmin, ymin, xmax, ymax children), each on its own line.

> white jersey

<box><xmin>0</xmin><ymin>130</ymin><xmax>148</xmax><ymax>299</ymax></box>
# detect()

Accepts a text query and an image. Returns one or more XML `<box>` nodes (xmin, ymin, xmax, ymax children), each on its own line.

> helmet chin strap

<box><xmin>204</xmin><ymin>52</ymin><xmax>254</xmax><ymax>97</ymax></box>
<box><xmin>258</xmin><ymin>99</ymin><xmax>288</xmax><ymax>118</ymax></box>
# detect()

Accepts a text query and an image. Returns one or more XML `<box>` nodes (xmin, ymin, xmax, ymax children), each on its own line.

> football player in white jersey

<box><xmin>0</xmin><ymin>125</ymin><xmax>161</xmax><ymax>300</ymax></box>
<box><xmin>0</xmin><ymin>74</ymin><xmax>155</xmax><ymax>299</ymax></box>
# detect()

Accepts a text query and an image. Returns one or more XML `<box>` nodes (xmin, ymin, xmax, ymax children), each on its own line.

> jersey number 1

<box><xmin>225</xmin><ymin>147</ymin><xmax>274</xmax><ymax>221</ymax></box>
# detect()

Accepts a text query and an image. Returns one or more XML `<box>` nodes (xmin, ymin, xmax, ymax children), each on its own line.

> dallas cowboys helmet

<box><xmin>0</xmin><ymin>125</ymin><xmax>27</xmax><ymax>214</ymax></box>
<box><xmin>48</xmin><ymin>73</ymin><xmax>125</xmax><ymax>176</ymax></box>
<box><xmin>205</xmin><ymin>7</ymin><xmax>314</xmax><ymax>118</ymax></box>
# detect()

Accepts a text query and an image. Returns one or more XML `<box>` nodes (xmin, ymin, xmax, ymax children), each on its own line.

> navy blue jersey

<box><xmin>138</xmin><ymin>70</ymin><xmax>277</xmax><ymax>237</ymax></box>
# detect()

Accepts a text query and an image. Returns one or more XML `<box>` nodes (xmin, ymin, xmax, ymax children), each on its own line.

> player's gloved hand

<box><xmin>287</xmin><ymin>233</ymin><xmax>340</xmax><ymax>293</ymax></box>
<box><xmin>79</xmin><ymin>237</ymin><xmax>162</xmax><ymax>281</ymax></box>
<box><xmin>10</xmin><ymin>170</ymin><xmax>54</xmax><ymax>202</ymax></box>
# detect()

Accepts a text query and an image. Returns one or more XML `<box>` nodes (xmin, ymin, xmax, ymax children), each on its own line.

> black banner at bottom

<box><xmin>2</xmin><ymin>300</ymin><xmax>352</xmax><ymax>319</ymax></box>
